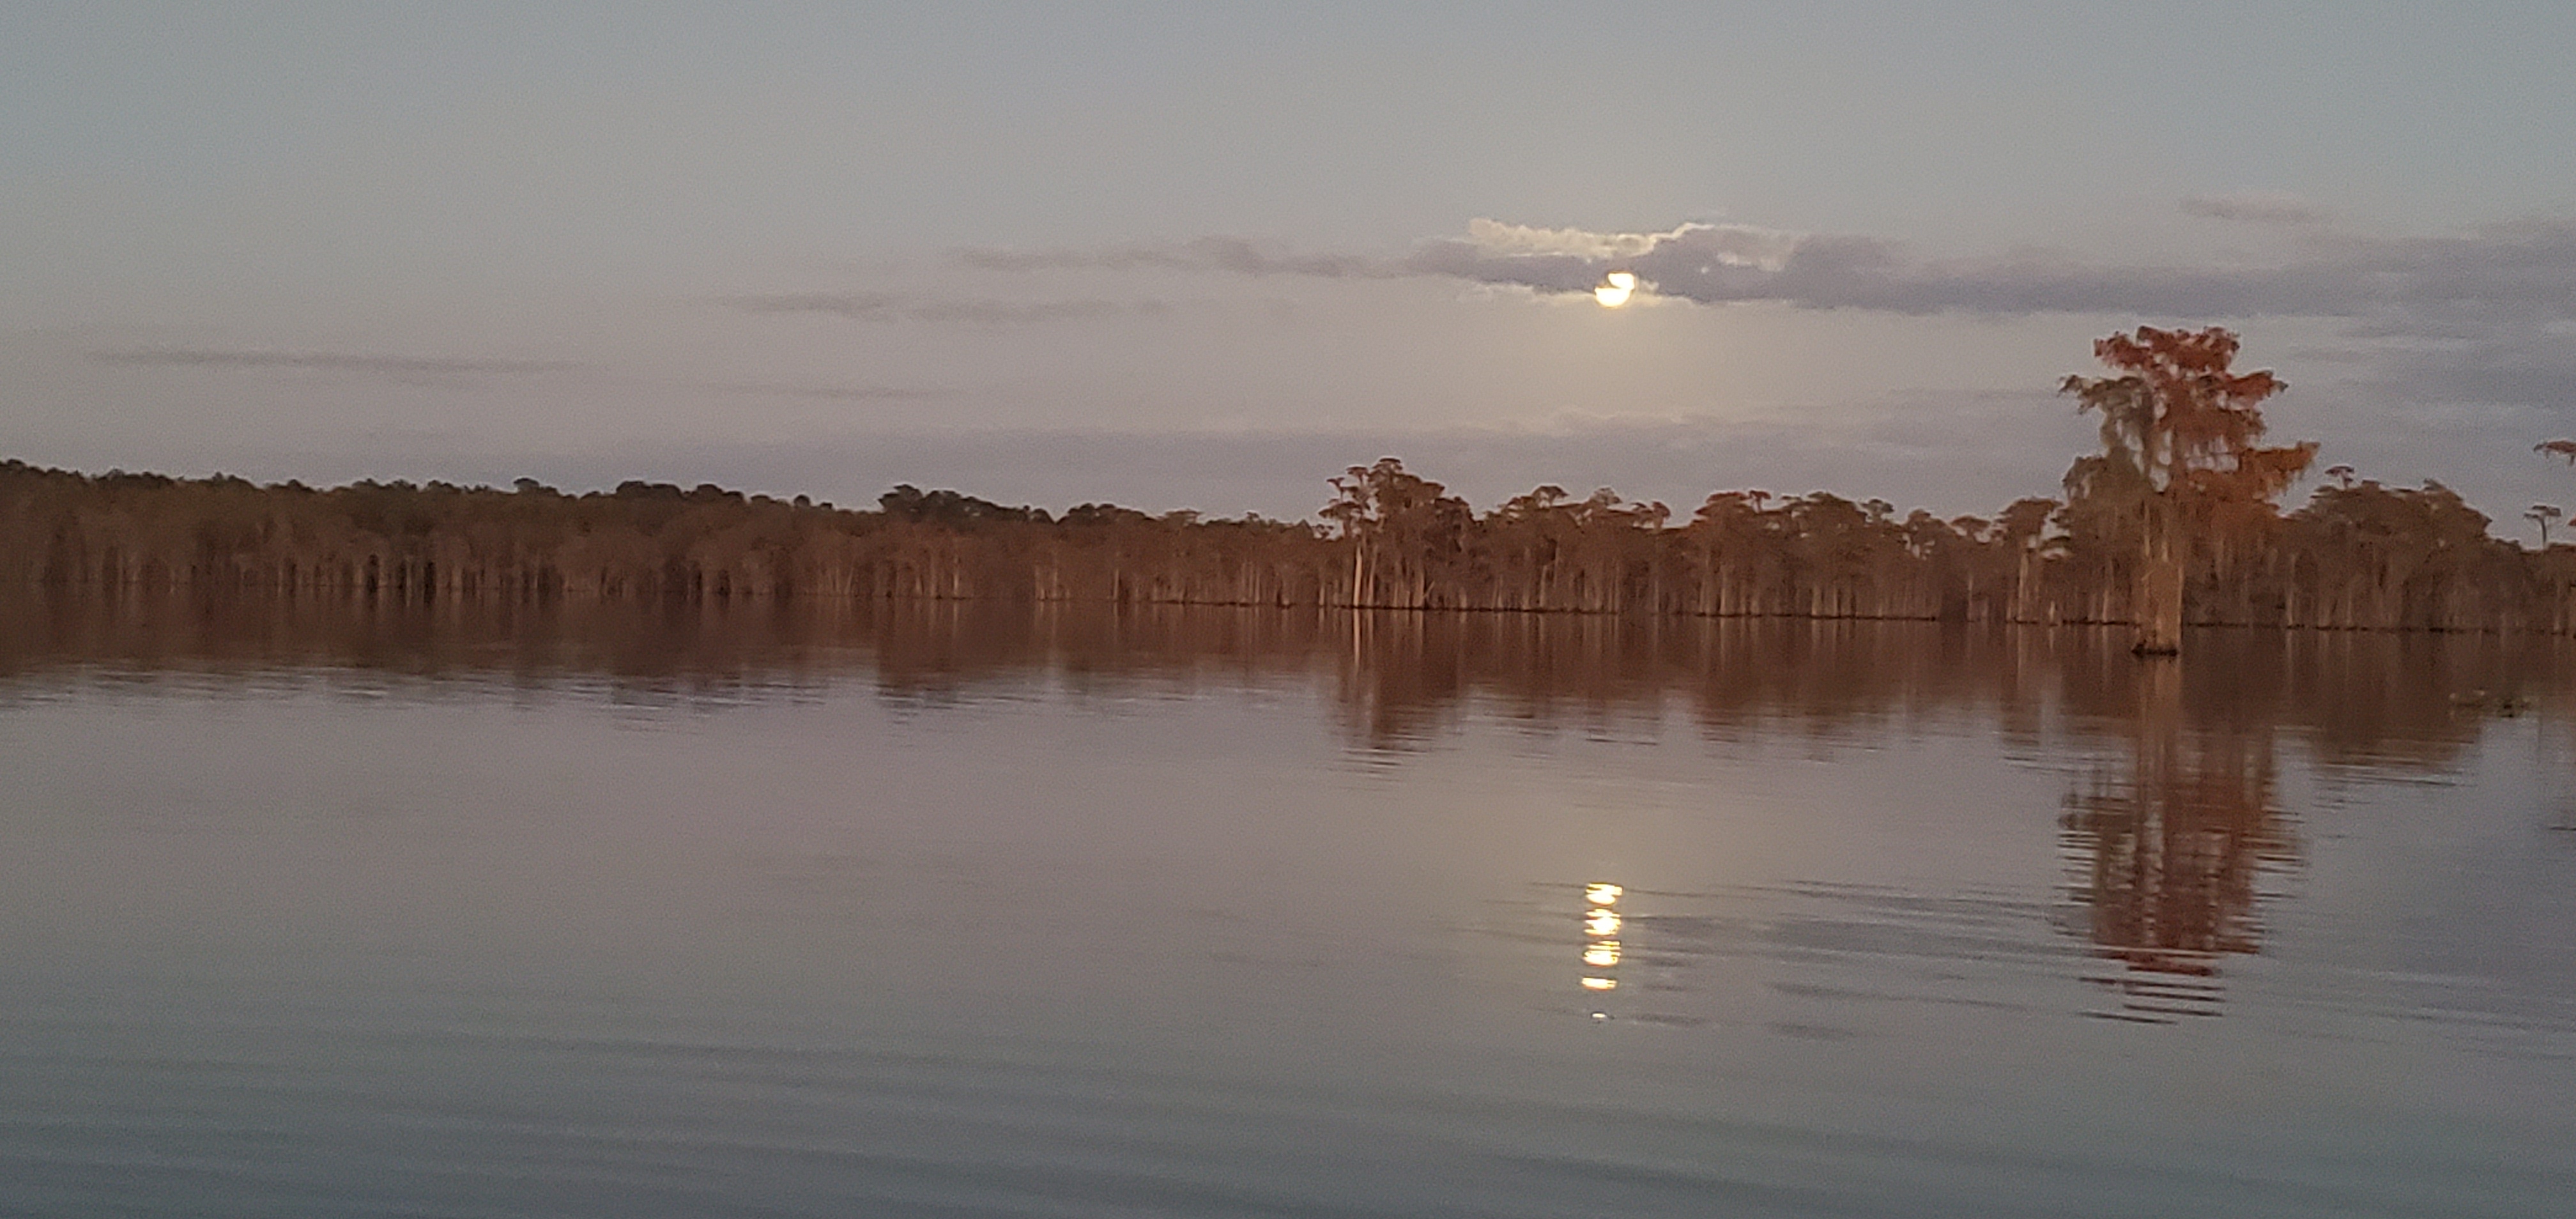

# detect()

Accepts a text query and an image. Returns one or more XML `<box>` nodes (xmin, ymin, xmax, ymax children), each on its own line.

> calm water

<box><xmin>3</xmin><ymin>596</ymin><xmax>2572</xmax><ymax>1217</ymax></box>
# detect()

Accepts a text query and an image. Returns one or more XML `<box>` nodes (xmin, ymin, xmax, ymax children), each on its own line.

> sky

<box><xmin>7</xmin><ymin>2</ymin><xmax>2576</xmax><ymax>532</ymax></box>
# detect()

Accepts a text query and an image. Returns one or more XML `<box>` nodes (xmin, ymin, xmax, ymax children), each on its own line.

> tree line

<box><xmin>6</xmin><ymin>326</ymin><xmax>2575</xmax><ymax>638</ymax></box>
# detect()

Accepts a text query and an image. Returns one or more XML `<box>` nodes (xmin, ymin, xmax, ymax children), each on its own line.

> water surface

<box><xmin>3</xmin><ymin>596</ymin><xmax>2571</xmax><ymax>1216</ymax></box>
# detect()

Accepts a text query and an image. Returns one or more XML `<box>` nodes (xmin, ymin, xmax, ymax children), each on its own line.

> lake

<box><xmin>3</xmin><ymin>595</ymin><xmax>2571</xmax><ymax>1216</ymax></box>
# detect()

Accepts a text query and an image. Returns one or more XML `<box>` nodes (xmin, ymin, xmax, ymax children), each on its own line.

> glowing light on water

<box><xmin>1579</xmin><ymin>880</ymin><xmax>1627</xmax><ymax>1011</ymax></box>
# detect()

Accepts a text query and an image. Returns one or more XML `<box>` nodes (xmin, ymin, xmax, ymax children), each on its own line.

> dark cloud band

<box><xmin>727</xmin><ymin>291</ymin><xmax>1162</xmax><ymax>325</ymax></box>
<box><xmin>91</xmin><ymin>348</ymin><xmax>569</xmax><ymax>376</ymax></box>
<box><xmin>958</xmin><ymin>211</ymin><xmax>2576</xmax><ymax>325</ymax></box>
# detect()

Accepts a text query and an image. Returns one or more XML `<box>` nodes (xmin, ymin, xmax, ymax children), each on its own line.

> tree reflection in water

<box><xmin>2061</xmin><ymin>659</ymin><xmax>2296</xmax><ymax>1022</ymax></box>
<box><xmin>4</xmin><ymin>592</ymin><xmax>2557</xmax><ymax>764</ymax></box>
<box><xmin>4</xmin><ymin>592</ymin><xmax>2561</xmax><ymax>1025</ymax></box>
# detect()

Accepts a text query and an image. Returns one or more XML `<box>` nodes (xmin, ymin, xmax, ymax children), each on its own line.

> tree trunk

<box><xmin>2134</xmin><ymin>497</ymin><xmax>2184</xmax><ymax>655</ymax></box>
<box><xmin>2012</xmin><ymin>546</ymin><xmax>2038</xmax><ymax>623</ymax></box>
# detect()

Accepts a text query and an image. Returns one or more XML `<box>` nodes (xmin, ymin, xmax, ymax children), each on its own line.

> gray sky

<box><xmin>8</xmin><ymin>2</ymin><xmax>2576</xmax><ymax>531</ymax></box>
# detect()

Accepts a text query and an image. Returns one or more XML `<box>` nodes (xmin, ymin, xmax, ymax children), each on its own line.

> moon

<box><xmin>1593</xmin><ymin>271</ymin><xmax>1637</xmax><ymax>309</ymax></box>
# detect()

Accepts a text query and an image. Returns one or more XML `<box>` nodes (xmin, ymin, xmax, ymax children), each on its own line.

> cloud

<box><xmin>2372</xmin><ymin>326</ymin><xmax>2576</xmax><ymax>409</ymax></box>
<box><xmin>2181</xmin><ymin>191</ymin><xmax>2333</xmax><ymax>226</ymax></box>
<box><xmin>1404</xmin><ymin>220</ymin><xmax>1809</xmax><ymax>296</ymax></box>
<box><xmin>726</xmin><ymin>291</ymin><xmax>1162</xmax><ymax>325</ymax></box>
<box><xmin>953</xmin><ymin>236</ymin><xmax>1378</xmax><ymax>278</ymax></box>
<box><xmin>946</xmin><ymin>208</ymin><xmax>2576</xmax><ymax>437</ymax></box>
<box><xmin>698</xmin><ymin>380</ymin><xmax>944</xmax><ymax>402</ymax></box>
<box><xmin>1400</xmin><ymin>219</ymin><xmax>2400</xmax><ymax>318</ymax></box>
<box><xmin>954</xmin><ymin>213</ymin><xmax>2576</xmax><ymax>417</ymax></box>
<box><xmin>82</xmin><ymin>345</ymin><xmax>949</xmax><ymax>407</ymax></box>
<box><xmin>89</xmin><ymin>347</ymin><xmax>569</xmax><ymax>377</ymax></box>
<box><xmin>958</xmin><ymin>211</ymin><xmax>2576</xmax><ymax>332</ymax></box>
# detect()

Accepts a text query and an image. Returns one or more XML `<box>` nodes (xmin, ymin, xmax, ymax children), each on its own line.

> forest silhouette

<box><xmin>10</xmin><ymin>328</ymin><xmax>2576</xmax><ymax>640</ymax></box>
